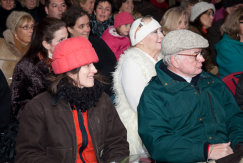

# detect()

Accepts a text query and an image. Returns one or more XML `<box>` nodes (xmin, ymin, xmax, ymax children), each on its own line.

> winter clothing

<box><xmin>114</xmin><ymin>12</ymin><xmax>133</xmax><ymax>28</ymax></box>
<box><xmin>6</xmin><ymin>11</ymin><xmax>32</xmax><ymax>33</ymax></box>
<box><xmin>89</xmin><ymin>36</ymin><xmax>117</xmax><ymax>96</ymax></box>
<box><xmin>138</xmin><ymin>60</ymin><xmax>243</xmax><ymax>162</ymax></box>
<box><xmin>216</xmin><ymin>34</ymin><xmax>243</xmax><ymax>79</ymax></box>
<box><xmin>11</xmin><ymin>53</ymin><xmax>51</xmax><ymax>116</ymax></box>
<box><xmin>129</xmin><ymin>17</ymin><xmax>161</xmax><ymax>46</ymax></box>
<box><xmin>90</xmin><ymin>14</ymin><xmax>113</xmax><ymax>38</ymax></box>
<box><xmin>0</xmin><ymin>29</ymin><xmax>29</xmax><ymax>84</ymax></box>
<box><xmin>190</xmin><ymin>2</ymin><xmax>215</xmax><ymax>22</ymax></box>
<box><xmin>101</xmin><ymin>26</ymin><xmax>131</xmax><ymax>61</ymax></box>
<box><xmin>235</xmin><ymin>74</ymin><xmax>243</xmax><ymax>110</ymax></box>
<box><xmin>15</xmin><ymin>80</ymin><xmax>129</xmax><ymax>163</ymax></box>
<box><xmin>161</xmin><ymin>30</ymin><xmax>209</xmax><ymax>56</ymax></box>
<box><xmin>19</xmin><ymin>4</ymin><xmax>46</xmax><ymax>22</ymax></box>
<box><xmin>52</xmin><ymin>37</ymin><xmax>98</xmax><ymax>74</ymax></box>
<box><xmin>113</xmin><ymin>47</ymin><xmax>162</xmax><ymax>155</ymax></box>
<box><xmin>0</xmin><ymin>69</ymin><xmax>11</xmax><ymax>132</ymax></box>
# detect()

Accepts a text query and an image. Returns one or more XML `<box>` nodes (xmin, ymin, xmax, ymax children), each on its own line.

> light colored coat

<box><xmin>113</xmin><ymin>47</ymin><xmax>161</xmax><ymax>155</ymax></box>
<box><xmin>0</xmin><ymin>30</ymin><xmax>25</xmax><ymax>84</ymax></box>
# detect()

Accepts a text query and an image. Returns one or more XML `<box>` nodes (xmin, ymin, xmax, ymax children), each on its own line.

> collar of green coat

<box><xmin>154</xmin><ymin>60</ymin><xmax>218</xmax><ymax>93</ymax></box>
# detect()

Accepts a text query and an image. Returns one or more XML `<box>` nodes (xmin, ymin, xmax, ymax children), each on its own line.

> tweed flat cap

<box><xmin>190</xmin><ymin>2</ymin><xmax>215</xmax><ymax>22</ymax></box>
<box><xmin>161</xmin><ymin>29</ymin><xmax>209</xmax><ymax>56</ymax></box>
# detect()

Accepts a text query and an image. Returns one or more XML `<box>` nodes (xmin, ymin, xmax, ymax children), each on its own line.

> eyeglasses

<box><xmin>177</xmin><ymin>51</ymin><xmax>205</xmax><ymax>60</ymax></box>
<box><xmin>19</xmin><ymin>25</ymin><xmax>34</xmax><ymax>30</ymax></box>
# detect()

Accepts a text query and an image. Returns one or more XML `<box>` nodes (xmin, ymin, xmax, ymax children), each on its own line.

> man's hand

<box><xmin>208</xmin><ymin>142</ymin><xmax>234</xmax><ymax>160</ymax></box>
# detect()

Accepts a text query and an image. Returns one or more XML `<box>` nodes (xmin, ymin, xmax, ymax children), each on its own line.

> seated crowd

<box><xmin>0</xmin><ymin>0</ymin><xmax>243</xmax><ymax>162</ymax></box>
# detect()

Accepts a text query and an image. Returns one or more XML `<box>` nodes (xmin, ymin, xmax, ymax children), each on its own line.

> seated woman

<box><xmin>0</xmin><ymin>11</ymin><xmax>34</xmax><ymax>84</ymax></box>
<box><xmin>15</xmin><ymin>37</ymin><xmax>129</xmax><ymax>163</ymax></box>
<box><xmin>160</xmin><ymin>6</ymin><xmax>189</xmax><ymax>35</ymax></box>
<box><xmin>113</xmin><ymin>16</ymin><xmax>163</xmax><ymax>155</ymax></box>
<box><xmin>11</xmin><ymin>17</ymin><xmax>68</xmax><ymax>117</ymax></box>
<box><xmin>216</xmin><ymin>7</ymin><xmax>243</xmax><ymax>79</ymax></box>
<box><xmin>62</xmin><ymin>6</ymin><xmax>117</xmax><ymax>97</ymax></box>
<box><xmin>90</xmin><ymin>0</ymin><xmax>113</xmax><ymax>38</ymax></box>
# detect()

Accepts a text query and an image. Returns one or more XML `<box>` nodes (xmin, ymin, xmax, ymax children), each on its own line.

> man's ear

<box><xmin>45</xmin><ymin>6</ymin><xmax>49</xmax><ymax>15</ymax></box>
<box><xmin>42</xmin><ymin>40</ymin><xmax>51</xmax><ymax>50</ymax></box>
<box><xmin>171</xmin><ymin>55</ymin><xmax>180</xmax><ymax>68</ymax></box>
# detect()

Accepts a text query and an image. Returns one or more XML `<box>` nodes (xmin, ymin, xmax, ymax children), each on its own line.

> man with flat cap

<box><xmin>138</xmin><ymin>29</ymin><xmax>243</xmax><ymax>163</ymax></box>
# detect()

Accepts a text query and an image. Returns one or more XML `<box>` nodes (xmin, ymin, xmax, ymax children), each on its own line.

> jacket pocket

<box><xmin>46</xmin><ymin>146</ymin><xmax>73</xmax><ymax>163</ymax></box>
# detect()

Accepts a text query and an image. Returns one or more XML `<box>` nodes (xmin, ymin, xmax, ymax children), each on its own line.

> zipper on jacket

<box><xmin>207</xmin><ymin>92</ymin><xmax>218</xmax><ymax>123</ymax></box>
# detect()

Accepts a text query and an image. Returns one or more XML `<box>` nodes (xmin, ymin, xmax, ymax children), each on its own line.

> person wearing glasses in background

<box><xmin>0</xmin><ymin>11</ymin><xmax>34</xmax><ymax>84</ymax></box>
<box><xmin>138</xmin><ymin>29</ymin><xmax>243</xmax><ymax>163</ymax></box>
<box><xmin>113</xmin><ymin>16</ymin><xmax>163</xmax><ymax>155</ymax></box>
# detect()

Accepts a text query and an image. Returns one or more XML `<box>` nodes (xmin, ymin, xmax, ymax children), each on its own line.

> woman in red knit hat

<box><xmin>15</xmin><ymin>37</ymin><xmax>129</xmax><ymax>163</ymax></box>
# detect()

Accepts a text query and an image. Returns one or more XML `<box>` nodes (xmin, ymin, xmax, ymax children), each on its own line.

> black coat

<box><xmin>0</xmin><ymin>69</ymin><xmax>11</xmax><ymax>132</ymax></box>
<box><xmin>235</xmin><ymin>74</ymin><xmax>243</xmax><ymax>110</ymax></box>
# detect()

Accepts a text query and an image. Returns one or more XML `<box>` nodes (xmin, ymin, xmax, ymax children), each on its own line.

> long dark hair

<box><xmin>23</xmin><ymin>17</ymin><xmax>66</xmax><ymax>64</ymax></box>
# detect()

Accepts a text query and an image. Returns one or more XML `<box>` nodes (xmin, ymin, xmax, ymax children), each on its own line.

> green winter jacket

<box><xmin>138</xmin><ymin>61</ymin><xmax>243</xmax><ymax>163</ymax></box>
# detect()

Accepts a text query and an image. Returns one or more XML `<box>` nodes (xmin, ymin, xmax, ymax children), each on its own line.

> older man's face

<box><xmin>175</xmin><ymin>48</ymin><xmax>205</xmax><ymax>78</ymax></box>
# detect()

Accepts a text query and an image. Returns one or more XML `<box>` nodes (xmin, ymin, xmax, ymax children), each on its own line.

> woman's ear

<box><xmin>42</xmin><ymin>40</ymin><xmax>51</xmax><ymax>50</ymax></box>
<box><xmin>67</xmin><ymin>27</ymin><xmax>73</xmax><ymax>35</ymax></box>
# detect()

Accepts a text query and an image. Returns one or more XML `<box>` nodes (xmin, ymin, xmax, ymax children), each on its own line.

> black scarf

<box><xmin>56</xmin><ymin>78</ymin><xmax>104</xmax><ymax>112</ymax></box>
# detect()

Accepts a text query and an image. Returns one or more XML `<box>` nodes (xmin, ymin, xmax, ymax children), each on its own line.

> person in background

<box><xmin>15</xmin><ymin>36</ymin><xmax>129</xmax><ymax>163</ymax></box>
<box><xmin>90</xmin><ymin>0</ymin><xmax>113</xmax><ymax>38</ymax></box>
<box><xmin>211</xmin><ymin>0</ymin><xmax>225</xmax><ymax>21</ymax></box>
<box><xmin>73</xmin><ymin>0</ymin><xmax>95</xmax><ymax>14</ymax></box>
<box><xmin>19</xmin><ymin>0</ymin><xmax>46</xmax><ymax>22</ymax></box>
<box><xmin>44</xmin><ymin>0</ymin><xmax>67</xmax><ymax>19</ymax></box>
<box><xmin>11</xmin><ymin>17</ymin><xmax>68</xmax><ymax>117</ymax></box>
<box><xmin>62</xmin><ymin>5</ymin><xmax>117</xmax><ymax>97</ymax></box>
<box><xmin>180</xmin><ymin>0</ymin><xmax>199</xmax><ymax>18</ymax></box>
<box><xmin>0</xmin><ymin>11</ymin><xmax>34</xmax><ymax>84</ymax></box>
<box><xmin>113</xmin><ymin>16</ymin><xmax>163</xmax><ymax>155</ymax></box>
<box><xmin>112</xmin><ymin>0</ymin><xmax>141</xmax><ymax>19</ymax></box>
<box><xmin>138</xmin><ymin>29</ymin><xmax>243</xmax><ymax>163</ymax></box>
<box><xmin>216</xmin><ymin>7</ymin><xmax>243</xmax><ymax>79</ymax></box>
<box><xmin>0</xmin><ymin>0</ymin><xmax>21</xmax><ymax>37</ymax></box>
<box><xmin>160</xmin><ymin>6</ymin><xmax>188</xmax><ymax>35</ymax></box>
<box><xmin>235</xmin><ymin>73</ymin><xmax>243</xmax><ymax>110</ymax></box>
<box><xmin>189</xmin><ymin>1</ymin><xmax>217</xmax><ymax>75</ymax></box>
<box><xmin>207</xmin><ymin>0</ymin><xmax>243</xmax><ymax>67</ymax></box>
<box><xmin>101</xmin><ymin>12</ymin><xmax>133</xmax><ymax>61</ymax></box>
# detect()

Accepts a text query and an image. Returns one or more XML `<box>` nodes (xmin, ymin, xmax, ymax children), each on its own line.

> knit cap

<box><xmin>6</xmin><ymin>11</ymin><xmax>32</xmax><ymax>33</ymax></box>
<box><xmin>222</xmin><ymin>0</ymin><xmax>243</xmax><ymax>8</ymax></box>
<box><xmin>114</xmin><ymin>12</ymin><xmax>134</xmax><ymax>28</ymax></box>
<box><xmin>161</xmin><ymin>29</ymin><xmax>208</xmax><ymax>56</ymax></box>
<box><xmin>129</xmin><ymin>17</ymin><xmax>161</xmax><ymax>46</ymax></box>
<box><xmin>52</xmin><ymin>37</ymin><xmax>99</xmax><ymax>74</ymax></box>
<box><xmin>190</xmin><ymin>2</ymin><xmax>215</xmax><ymax>22</ymax></box>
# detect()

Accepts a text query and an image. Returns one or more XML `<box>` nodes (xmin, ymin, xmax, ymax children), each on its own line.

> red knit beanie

<box><xmin>114</xmin><ymin>12</ymin><xmax>134</xmax><ymax>28</ymax></box>
<box><xmin>52</xmin><ymin>37</ymin><xmax>99</xmax><ymax>74</ymax></box>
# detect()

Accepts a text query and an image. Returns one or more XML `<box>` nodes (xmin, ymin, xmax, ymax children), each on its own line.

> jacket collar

<box><xmin>155</xmin><ymin>60</ymin><xmax>216</xmax><ymax>93</ymax></box>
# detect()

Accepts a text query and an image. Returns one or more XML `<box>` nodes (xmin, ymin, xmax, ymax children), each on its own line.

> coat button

<box><xmin>194</xmin><ymin>92</ymin><xmax>197</xmax><ymax>95</ymax></box>
<box><xmin>209</xmin><ymin>136</ymin><xmax>212</xmax><ymax>140</ymax></box>
<box><xmin>200</xmin><ymin>118</ymin><xmax>203</xmax><ymax>121</ymax></box>
<box><xmin>165</xmin><ymin>83</ymin><xmax>168</xmax><ymax>86</ymax></box>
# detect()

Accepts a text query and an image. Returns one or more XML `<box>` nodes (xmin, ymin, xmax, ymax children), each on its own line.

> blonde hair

<box><xmin>160</xmin><ymin>7</ymin><xmax>188</xmax><ymax>35</ymax></box>
<box><xmin>16</xmin><ymin>15</ymin><xmax>34</xmax><ymax>30</ymax></box>
<box><xmin>220</xmin><ymin>6</ymin><xmax>243</xmax><ymax>41</ymax></box>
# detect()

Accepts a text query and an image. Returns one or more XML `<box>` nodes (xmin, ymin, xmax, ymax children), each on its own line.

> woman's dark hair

<box><xmin>62</xmin><ymin>5</ymin><xmax>89</xmax><ymax>28</ymax></box>
<box><xmin>94</xmin><ymin>0</ymin><xmax>112</xmax><ymax>11</ymax></box>
<box><xmin>23</xmin><ymin>17</ymin><xmax>66</xmax><ymax>64</ymax></box>
<box><xmin>112</xmin><ymin>0</ymin><xmax>126</xmax><ymax>13</ymax></box>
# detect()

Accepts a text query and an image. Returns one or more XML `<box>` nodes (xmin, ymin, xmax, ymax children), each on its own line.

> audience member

<box><xmin>112</xmin><ymin>0</ymin><xmax>141</xmax><ymax>19</ymax></box>
<box><xmin>0</xmin><ymin>0</ymin><xmax>21</xmax><ymax>37</ymax></box>
<box><xmin>207</xmin><ymin>0</ymin><xmax>243</xmax><ymax>65</ymax></box>
<box><xmin>216</xmin><ymin>7</ymin><xmax>243</xmax><ymax>79</ymax></box>
<box><xmin>19</xmin><ymin>0</ymin><xmax>46</xmax><ymax>22</ymax></box>
<box><xmin>189</xmin><ymin>1</ymin><xmax>217</xmax><ymax>74</ymax></box>
<box><xmin>180</xmin><ymin>0</ymin><xmax>199</xmax><ymax>17</ymax></box>
<box><xmin>138</xmin><ymin>29</ymin><xmax>243</xmax><ymax>162</ymax></box>
<box><xmin>44</xmin><ymin>0</ymin><xmax>67</xmax><ymax>19</ymax></box>
<box><xmin>113</xmin><ymin>16</ymin><xmax>163</xmax><ymax>155</ymax></box>
<box><xmin>101</xmin><ymin>11</ymin><xmax>133</xmax><ymax>61</ymax></box>
<box><xmin>62</xmin><ymin>6</ymin><xmax>117</xmax><ymax>97</ymax></box>
<box><xmin>90</xmin><ymin>0</ymin><xmax>113</xmax><ymax>37</ymax></box>
<box><xmin>0</xmin><ymin>11</ymin><xmax>34</xmax><ymax>84</ymax></box>
<box><xmin>11</xmin><ymin>17</ymin><xmax>68</xmax><ymax>117</ymax></box>
<box><xmin>160</xmin><ymin>6</ymin><xmax>188</xmax><ymax>35</ymax></box>
<box><xmin>15</xmin><ymin>37</ymin><xmax>129</xmax><ymax>163</ymax></box>
<box><xmin>211</xmin><ymin>0</ymin><xmax>225</xmax><ymax>21</ymax></box>
<box><xmin>73</xmin><ymin>0</ymin><xmax>95</xmax><ymax>14</ymax></box>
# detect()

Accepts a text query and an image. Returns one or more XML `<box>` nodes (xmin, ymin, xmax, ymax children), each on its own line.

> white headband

<box><xmin>129</xmin><ymin>18</ymin><xmax>161</xmax><ymax>46</ymax></box>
